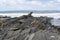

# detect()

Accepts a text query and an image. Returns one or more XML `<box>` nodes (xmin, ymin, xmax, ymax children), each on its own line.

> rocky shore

<box><xmin>0</xmin><ymin>12</ymin><xmax>60</xmax><ymax>40</ymax></box>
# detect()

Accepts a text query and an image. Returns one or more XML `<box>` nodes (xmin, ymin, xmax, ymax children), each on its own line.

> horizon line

<box><xmin>0</xmin><ymin>10</ymin><xmax>60</xmax><ymax>13</ymax></box>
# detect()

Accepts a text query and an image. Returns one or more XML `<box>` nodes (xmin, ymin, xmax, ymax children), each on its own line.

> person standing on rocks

<box><xmin>28</xmin><ymin>12</ymin><xmax>33</xmax><ymax>17</ymax></box>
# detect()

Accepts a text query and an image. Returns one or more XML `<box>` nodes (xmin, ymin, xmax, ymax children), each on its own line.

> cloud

<box><xmin>55</xmin><ymin>0</ymin><xmax>60</xmax><ymax>2</ymax></box>
<box><xmin>0</xmin><ymin>0</ymin><xmax>60</xmax><ymax>11</ymax></box>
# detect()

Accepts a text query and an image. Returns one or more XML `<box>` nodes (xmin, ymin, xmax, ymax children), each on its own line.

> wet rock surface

<box><xmin>0</xmin><ymin>13</ymin><xmax>60</xmax><ymax>40</ymax></box>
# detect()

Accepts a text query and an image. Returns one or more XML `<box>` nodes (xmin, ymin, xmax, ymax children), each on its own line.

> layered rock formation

<box><xmin>0</xmin><ymin>12</ymin><xmax>60</xmax><ymax>40</ymax></box>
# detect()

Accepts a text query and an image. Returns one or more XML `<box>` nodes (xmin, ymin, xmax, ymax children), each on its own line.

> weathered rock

<box><xmin>32</xmin><ymin>30</ymin><xmax>60</xmax><ymax>40</ymax></box>
<box><xmin>0</xmin><ymin>13</ymin><xmax>60</xmax><ymax>40</ymax></box>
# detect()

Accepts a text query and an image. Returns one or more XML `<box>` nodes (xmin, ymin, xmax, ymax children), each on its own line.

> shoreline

<box><xmin>0</xmin><ymin>13</ymin><xmax>60</xmax><ymax>18</ymax></box>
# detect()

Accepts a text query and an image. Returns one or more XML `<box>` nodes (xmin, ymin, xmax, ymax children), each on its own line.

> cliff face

<box><xmin>0</xmin><ymin>13</ymin><xmax>60</xmax><ymax>40</ymax></box>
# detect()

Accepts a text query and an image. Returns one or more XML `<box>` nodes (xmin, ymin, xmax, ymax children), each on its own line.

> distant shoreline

<box><xmin>0</xmin><ymin>10</ymin><xmax>60</xmax><ymax>13</ymax></box>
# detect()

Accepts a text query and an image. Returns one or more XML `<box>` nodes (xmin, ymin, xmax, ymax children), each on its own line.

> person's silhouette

<box><xmin>28</xmin><ymin>12</ymin><xmax>33</xmax><ymax>17</ymax></box>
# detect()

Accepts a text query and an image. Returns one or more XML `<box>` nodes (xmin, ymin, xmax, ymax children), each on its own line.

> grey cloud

<box><xmin>26</xmin><ymin>0</ymin><xmax>54</xmax><ymax>1</ymax></box>
<box><xmin>26</xmin><ymin>0</ymin><xmax>54</xmax><ymax>2</ymax></box>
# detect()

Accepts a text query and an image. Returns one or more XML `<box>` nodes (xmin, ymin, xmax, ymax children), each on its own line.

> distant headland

<box><xmin>0</xmin><ymin>10</ymin><xmax>60</xmax><ymax>13</ymax></box>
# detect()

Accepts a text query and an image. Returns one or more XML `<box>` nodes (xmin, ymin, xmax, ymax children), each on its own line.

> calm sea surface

<box><xmin>51</xmin><ymin>19</ymin><xmax>60</xmax><ymax>26</ymax></box>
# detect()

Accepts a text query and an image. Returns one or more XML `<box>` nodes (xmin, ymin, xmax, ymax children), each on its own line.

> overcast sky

<box><xmin>0</xmin><ymin>0</ymin><xmax>60</xmax><ymax>11</ymax></box>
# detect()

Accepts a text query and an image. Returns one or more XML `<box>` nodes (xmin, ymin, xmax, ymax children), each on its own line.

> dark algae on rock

<box><xmin>0</xmin><ymin>12</ymin><xmax>60</xmax><ymax>40</ymax></box>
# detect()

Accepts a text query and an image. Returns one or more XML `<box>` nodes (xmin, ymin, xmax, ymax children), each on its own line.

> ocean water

<box><xmin>0</xmin><ymin>13</ymin><xmax>60</xmax><ymax>18</ymax></box>
<box><xmin>51</xmin><ymin>19</ymin><xmax>60</xmax><ymax>26</ymax></box>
